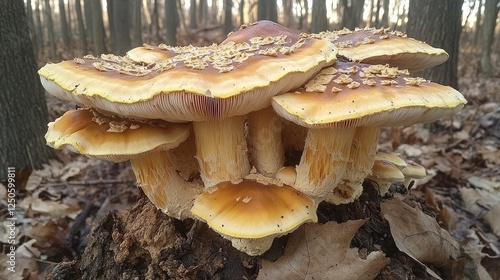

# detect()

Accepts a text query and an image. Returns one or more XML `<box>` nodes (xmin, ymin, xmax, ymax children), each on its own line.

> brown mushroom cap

<box><xmin>375</xmin><ymin>151</ymin><xmax>407</xmax><ymax>169</ymax></box>
<box><xmin>272</xmin><ymin>61</ymin><xmax>466</xmax><ymax>128</ymax></box>
<box><xmin>191</xmin><ymin>179</ymin><xmax>317</xmax><ymax>239</ymax></box>
<box><xmin>310</xmin><ymin>28</ymin><xmax>448</xmax><ymax>72</ymax></box>
<box><xmin>45</xmin><ymin>108</ymin><xmax>190</xmax><ymax>162</ymax></box>
<box><xmin>39</xmin><ymin>21</ymin><xmax>336</xmax><ymax>122</ymax></box>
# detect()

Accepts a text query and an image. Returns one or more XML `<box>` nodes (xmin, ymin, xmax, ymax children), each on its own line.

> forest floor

<box><xmin>1</xmin><ymin>34</ymin><xmax>500</xmax><ymax>279</ymax></box>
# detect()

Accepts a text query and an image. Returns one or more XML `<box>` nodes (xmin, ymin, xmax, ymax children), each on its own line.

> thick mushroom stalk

<box><xmin>295</xmin><ymin>127</ymin><xmax>355</xmax><ymax>198</ymax></box>
<box><xmin>247</xmin><ymin>106</ymin><xmax>284</xmax><ymax>177</ymax></box>
<box><xmin>193</xmin><ymin>117</ymin><xmax>250</xmax><ymax>188</ymax></box>
<box><xmin>326</xmin><ymin>126</ymin><xmax>380</xmax><ymax>204</ymax></box>
<box><xmin>131</xmin><ymin>151</ymin><xmax>202</xmax><ymax>220</ymax></box>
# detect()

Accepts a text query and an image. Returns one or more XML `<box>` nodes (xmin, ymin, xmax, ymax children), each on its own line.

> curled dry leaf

<box><xmin>381</xmin><ymin>197</ymin><xmax>461</xmax><ymax>278</ymax></box>
<box><xmin>258</xmin><ymin>219</ymin><xmax>389</xmax><ymax>280</ymax></box>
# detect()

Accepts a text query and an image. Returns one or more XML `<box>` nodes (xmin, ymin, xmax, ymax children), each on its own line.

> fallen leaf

<box><xmin>381</xmin><ymin>197</ymin><xmax>461</xmax><ymax>278</ymax></box>
<box><xmin>19</xmin><ymin>191</ymin><xmax>81</xmax><ymax>219</ymax></box>
<box><xmin>460</xmin><ymin>187</ymin><xmax>500</xmax><ymax>236</ymax></box>
<box><xmin>258</xmin><ymin>220</ymin><xmax>389</xmax><ymax>280</ymax></box>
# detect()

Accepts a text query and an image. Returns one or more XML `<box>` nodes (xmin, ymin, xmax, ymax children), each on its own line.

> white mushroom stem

<box><xmin>325</xmin><ymin>127</ymin><xmax>380</xmax><ymax>205</ymax></box>
<box><xmin>130</xmin><ymin>151</ymin><xmax>202</xmax><ymax>220</ymax></box>
<box><xmin>295</xmin><ymin>127</ymin><xmax>355</xmax><ymax>198</ymax></box>
<box><xmin>193</xmin><ymin>116</ymin><xmax>250</xmax><ymax>188</ymax></box>
<box><xmin>247</xmin><ymin>107</ymin><xmax>284</xmax><ymax>177</ymax></box>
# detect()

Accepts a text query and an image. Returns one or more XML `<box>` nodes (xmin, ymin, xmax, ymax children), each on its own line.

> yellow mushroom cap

<box><xmin>401</xmin><ymin>160</ymin><xmax>427</xmax><ymax>179</ymax></box>
<box><xmin>310</xmin><ymin>27</ymin><xmax>448</xmax><ymax>72</ymax></box>
<box><xmin>39</xmin><ymin>21</ymin><xmax>336</xmax><ymax>122</ymax></box>
<box><xmin>375</xmin><ymin>152</ymin><xmax>407</xmax><ymax>169</ymax></box>
<box><xmin>369</xmin><ymin>160</ymin><xmax>405</xmax><ymax>182</ymax></box>
<box><xmin>45</xmin><ymin>108</ymin><xmax>190</xmax><ymax>162</ymax></box>
<box><xmin>272</xmin><ymin>61</ymin><xmax>466</xmax><ymax>128</ymax></box>
<box><xmin>191</xmin><ymin>179</ymin><xmax>317</xmax><ymax>239</ymax></box>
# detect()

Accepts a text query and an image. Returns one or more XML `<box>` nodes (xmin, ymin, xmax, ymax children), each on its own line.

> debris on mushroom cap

<box><xmin>367</xmin><ymin>159</ymin><xmax>405</xmax><ymax>195</ymax></box>
<box><xmin>309</xmin><ymin>27</ymin><xmax>449</xmax><ymax>72</ymax></box>
<box><xmin>271</xmin><ymin>61</ymin><xmax>467</xmax><ymax>129</ymax></box>
<box><xmin>191</xmin><ymin>178</ymin><xmax>317</xmax><ymax>255</ymax></box>
<box><xmin>45</xmin><ymin>108</ymin><xmax>190</xmax><ymax>162</ymax></box>
<box><xmin>38</xmin><ymin>21</ymin><xmax>337</xmax><ymax>122</ymax></box>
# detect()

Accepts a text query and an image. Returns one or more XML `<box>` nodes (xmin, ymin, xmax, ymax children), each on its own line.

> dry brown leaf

<box><xmin>19</xmin><ymin>191</ymin><xmax>81</xmax><ymax>219</ymax></box>
<box><xmin>460</xmin><ymin>187</ymin><xmax>500</xmax><ymax>236</ymax></box>
<box><xmin>381</xmin><ymin>197</ymin><xmax>461</xmax><ymax>278</ymax></box>
<box><xmin>258</xmin><ymin>220</ymin><xmax>389</xmax><ymax>280</ymax></box>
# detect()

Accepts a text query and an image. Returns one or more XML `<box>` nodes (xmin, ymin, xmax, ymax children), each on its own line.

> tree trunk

<box><xmin>257</xmin><ymin>0</ymin><xmax>277</xmax><ymax>22</ymax></box>
<box><xmin>223</xmin><ymin>0</ymin><xmax>233</xmax><ymax>35</ymax></box>
<box><xmin>151</xmin><ymin>0</ymin><xmax>161</xmax><ymax>41</ymax></box>
<box><xmin>84</xmin><ymin>0</ymin><xmax>93</xmax><ymax>43</ymax></box>
<box><xmin>25</xmin><ymin>0</ymin><xmax>37</xmax><ymax>58</ymax></box>
<box><xmin>374</xmin><ymin>0</ymin><xmax>381</xmax><ymax>27</ymax></box>
<box><xmin>311</xmin><ymin>0</ymin><xmax>328</xmax><ymax>33</ymax></box>
<box><xmin>381</xmin><ymin>0</ymin><xmax>389</xmax><ymax>27</ymax></box>
<box><xmin>59</xmin><ymin>0</ymin><xmax>71</xmax><ymax>49</ymax></box>
<box><xmin>190</xmin><ymin>0</ymin><xmax>197</xmax><ymax>29</ymax></box>
<box><xmin>43</xmin><ymin>0</ymin><xmax>57</xmax><ymax>58</ymax></box>
<box><xmin>75</xmin><ymin>0</ymin><xmax>88</xmax><ymax>54</ymax></box>
<box><xmin>407</xmin><ymin>0</ymin><xmax>463</xmax><ymax>89</ymax></box>
<box><xmin>478</xmin><ymin>0</ymin><xmax>499</xmax><ymax>76</ymax></box>
<box><xmin>0</xmin><ymin>0</ymin><xmax>52</xmax><ymax>179</ymax></box>
<box><xmin>239</xmin><ymin>0</ymin><xmax>245</xmax><ymax>26</ymax></box>
<box><xmin>341</xmin><ymin>0</ymin><xmax>365</xmax><ymax>29</ymax></box>
<box><xmin>198</xmin><ymin>0</ymin><xmax>208</xmax><ymax>25</ymax></box>
<box><xmin>35</xmin><ymin>0</ymin><xmax>44</xmax><ymax>55</ymax></box>
<box><xmin>131</xmin><ymin>0</ymin><xmax>142</xmax><ymax>47</ymax></box>
<box><xmin>282</xmin><ymin>0</ymin><xmax>294</xmax><ymax>27</ymax></box>
<box><xmin>90</xmin><ymin>0</ymin><xmax>107</xmax><ymax>55</ymax></box>
<box><xmin>107</xmin><ymin>0</ymin><xmax>116</xmax><ymax>52</ymax></box>
<box><xmin>474</xmin><ymin>0</ymin><xmax>483</xmax><ymax>45</ymax></box>
<box><xmin>112</xmin><ymin>0</ymin><xmax>131</xmax><ymax>55</ymax></box>
<box><xmin>165</xmin><ymin>0</ymin><xmax>178</xmax><ymax>46</ymax></box>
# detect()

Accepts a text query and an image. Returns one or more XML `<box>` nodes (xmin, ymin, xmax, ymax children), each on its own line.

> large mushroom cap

<box><xmin>310</xmin><ymin>28</ymin><xmax>448</xmax><ymax>72</ymax></box>
<box><xmin>272</xmin><ymin>61</ymin><xmax>466</xmax><ymax>128</ymax></box>
<box><xmin>45</xmin><ymin>108</ymin><xmax>190</xmax><ymax>162</ymax></box>
<box><xmin>191</xmin><ymin>179</ymin><xmax>317</xmax><ymax>239</ymax></box>
<box><xmin>39</xmin><ymin>21</ymin><xmax>336</xmax><ymax>122</ymax></box>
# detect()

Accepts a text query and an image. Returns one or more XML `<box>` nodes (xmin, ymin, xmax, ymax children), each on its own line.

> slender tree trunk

<box><xmin>151</xmin><ymin>0</ymin><xmax>161</xmax><ymax>41</ymax></box>
<box><xmin>59</xmin><ymin>0</ymin><xmax>71</xmax><ymax>49</ymax></box>
<box><xmin>311</xmin><ymin>0</ymin><xmax>328</xmax><ymax>33</ymax></box>
<box><xmin>341</xmin><ymin>0</ymin><xmax>365</xmax><ymax>29</ymax></box>
<box><xmin>26</xmin><ymin>0</ymin><xmax>38</xmax><ymax>58</ymax></box>
<box><xmin>132</xmin><ymin>0</ymin><xmax>142</xmax><ymax>47</ymax></box>
<box><xmin>165</xmin><ymin>0</ymin><xmax>178</xmax><ymax>46</ymax></box>
<box><xmin>75</xmin><ymin>0</ymin><xmax>88</xmax><ymax>54</ymax></box>
<box><xmin>381</xmin><ymin>0</ymin><xmax>389</xmax><ymax>27</ymax></box>
<box><xmin>190</xmin><ymin>0</ymin><xmax>197</xmax><ymax>29</ymax></box>
<box><xmin>223</xmin><ymin>0</ymin><xmax>233</xmax><ymax>35</ymax></box>
<box><xmin>211</xmin><ymin>0</ymin><xmax>218</xmax><ymax>23</ymax></box>
<box><xmin>84</xmin><ymin>0</ymin><xmax>94</xmax><ymax>43</ymax></box>
<box><xmin>407</xmin><ymin>0</ymin><xmax>463</xmax><ymax>89</ymax></box>
<box><xmin>479</xmin><ymin>0</ymin><xmax>499</xmax><ymax>76</ymax></box>
<box><xmin>374</xmin><ymin>0</ymin><xmax>381</xmax><ymax>27</ymax></box>
<box><xmin>90</xmin><ymin>0</ymin><xmax>107</xmax><ymax>55</ymax></box>
<box><xmin>107</xmin><ymin>0</ymin><xmax>115</xmax><ymax>51</ymax></box>
<box><xmin>198</xmin><ymin>0</ymin><xmax>208</xmax><ymax>25</ymax></box>
<box><xmin>112</xmin><ymin>0</ymin><xmax>131</xmax><ymax>55</ymax></box>
<box><xmin>239</xmin><ymin>0</ymin><xmax>245</xmax><ymax>26</ymax></box>
<box><xmin>43</xmin><ymin>0</ymin><xmax>56</xmax><ymax>58</ymax></box>
<box><xmin>257</xmin><ymin>0</ymin><xmax>277</xmax><ymax>22</ymax></box>
<box><xmin>35</xmin><ymin>0</ymin><xmax>44</xmax><ymax>55</ymax></box>
<box><xmin>474</xmin><ymin>0</ymin><xmax>483</xmax><ymax>45</ymax></box>
<box><xmin>282</xmin><ymin>0</ymin><xmax>294</xmax><ymax>27</ymax></box>
<box><xmin>0</xmin><ymin>0</ymin><xmax>53</xmax><ymax>179</ymax></box>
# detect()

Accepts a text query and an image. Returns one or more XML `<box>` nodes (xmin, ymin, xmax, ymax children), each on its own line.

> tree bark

<box><xmin>282</xmin><ymin>0</ymin><xmax>294</xmax><ymax>27</ymax></box>
<box><xmin>112</xmin><ymin>0</ymin><xmax>131</xmax><ymax>55</ymax></box>
<box><xmin>381</xmin><ymin>0</ymin><xmax>389</xmax><ymax>27</ymax></box>
<box><xmin>75</xmin><ymin>0</ymin><xmax>88</xmax><ymax>55</ymax></box>
<box><xmin>107</xmin><ymin>0</ymin><xmax>116</xmax><ymax>52</ymax></box>
<box><xmin>0</xmin><ymin>0</ymin><xmax>52</xmax><ymax>179</ymax></box>
<box><xmin>311</xmin><ymin>0</ymin><xmax>328</xmax><ymax>33</ymax></box>
<box><xmin>26</xmin><ymin>0</ymin><xmax>38</xmax><ymax>58</ymax></box>
<box><xmin>35</xmin><ymin>0</ymin><xmax>44</xmax><ymax>55</ymax></box>
<box><xmin>84</xmin><ymin>0</ymin><xmax>94</xmax><ymax>43</ymax></box>
<box><xmin>165</xmin><ymin>0</ymin><xmax>178</xmax><ymax>46</ymax></box>
<box><xmin>257</xmin><ymin>0</ymin><xmax>278</xmax><ymax>22</ymax></box>
<box><xmin>132</xmin><ymin>0</ymin><xmax>142</xmax><ymax>47</ymax></box>
<box><xmin>151</xmin><ymin>0</ymin><xmax>161</xmax><ymax>41</ymax></box>
<box><xmin>223</xmin><ymin>0</ymin><xmax>233</xmax><ymax>35</ymax></box>
<box><xmin>90</xmin><ymin>0</ymin><xmax>107</xmax><ymax>55</ymax></box>
<box><xmin>407</xmin><ymin>0</ymin><xmax>463</xmax><ymax>89</ymax></box>
<box><xmin>474</xmin><ymin>0</ymin><xmax>483</xmax><ymax>45</ymax></box>
<box><xmin>43</xmin><ymin>0</ymin><xmax>57</xmax><ymax>58</ymax></box>
<box><xmin>190</xmin><ymin>0</ymin><xmax>197</xmax><ymax>29</ymax></box>
<box><xmin>341</xmin><ymin>0</ymin><xmax>365</xmax><ymax>29</ymax></box>
<box><xmin>59</xmin><ymin>0</ymin><xmax>71</xmax><ymax>49</ymax></box>
<box><xmin>478</xmin><ymin>0</ymin><xmax>499</xmax><ymax>76</ymax></box>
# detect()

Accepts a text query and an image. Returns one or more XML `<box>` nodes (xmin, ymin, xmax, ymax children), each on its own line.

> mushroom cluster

<box><xmin>40</xmin><ymin>21</ymin><xmax>466</xmax><ymax>256</ymax></box>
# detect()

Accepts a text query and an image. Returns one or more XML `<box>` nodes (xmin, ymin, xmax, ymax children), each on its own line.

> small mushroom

<box><xmin>400</xmin><ymin>160</ymin><xmax>427</xmax><ymax>188</ymax></box>
<box><xmin>191</xmin><ymin>177</ymin><xmax>317</xmax><ymax>256</ymax></box>
<box><xmin>45</xmin><ymin>108</ymin><xmax>202</xmax><ymax>219</ymax></box>
<box><xmin>366</xmin><ymin>159</ymin><xmax>405</xmax><ymax>195</ymax></box>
